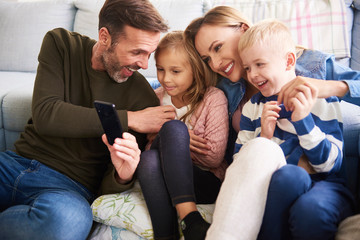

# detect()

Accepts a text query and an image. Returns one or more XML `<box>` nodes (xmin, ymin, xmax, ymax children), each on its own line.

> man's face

<box><xmin>102</xmin><ymin>25</ymin><xmax>160</xmax><ymax>83</ymax></box>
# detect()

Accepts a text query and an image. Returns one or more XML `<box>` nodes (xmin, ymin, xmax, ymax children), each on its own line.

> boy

<box><xmin>235</xmin><ymin>19</ymin><xmax>353</xmax><ymax>239</ymax></box>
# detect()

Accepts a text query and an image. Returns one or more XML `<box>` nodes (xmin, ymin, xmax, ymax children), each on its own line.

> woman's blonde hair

<box><xmin>238</xmin><ymin>19</ymin><xmax>296</xmax><ymax>58</ymax></box>
<box><xmin>155</xmin><ymin>31</ymin><xmax>217</xmax><ymax>122</ymax></box>
<box><xmin>184</xmin><ymin>6</ymin><xmax>253</xmax><ymax>81</ymax></box>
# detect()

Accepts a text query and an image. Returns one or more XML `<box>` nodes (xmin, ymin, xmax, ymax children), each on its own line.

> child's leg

<box><xmin>206</xmin><ymin>137</ymin><xmax>286</xmax><ymax>240</ymax></box>
<box><xmin>257</xmin><ymin>165</ymin><xmax>312</xmax><ymax>240</ymax></box>
<box><xmin>138</xmin><ymin>120</ymin><xmax>205</xmax><ymax>239</ymax></box>
<box><xmin>289</xmin><ymin>179</ymin><xmax>354</xmax><ymax>240</ymax></box>
<box><xmin>138</xmin><ymin>149</ymin><xmax>179</xmax><ymax>240</ymax></box>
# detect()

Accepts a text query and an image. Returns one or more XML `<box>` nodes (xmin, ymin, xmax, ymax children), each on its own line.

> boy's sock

<box><xmin>180</xmin><ymin>211</ymin><xmax>210</xmax><ymax>240</ymax></box>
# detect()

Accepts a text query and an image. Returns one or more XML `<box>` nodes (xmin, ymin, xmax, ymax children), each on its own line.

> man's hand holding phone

<box><xmin>102</xmin><ymin>133</ymin><xmax>140</xmax><ymax>184</ymax></box>
<box><xmin>95</xmin><ymin>100</ymin><xmax>140</xmax><ymax>184</ymax></box>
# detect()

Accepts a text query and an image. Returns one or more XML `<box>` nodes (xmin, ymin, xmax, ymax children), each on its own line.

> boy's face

<box><xmin>240</xmin><ymin>42</ymin><xmax>291</xmax><ymax>97</ymax></box>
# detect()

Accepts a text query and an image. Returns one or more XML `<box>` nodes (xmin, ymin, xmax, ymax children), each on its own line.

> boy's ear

<box><xmin>286</xmin><ymin>52</ymin><xmax>296</xmax><ymax>70</ymax></box>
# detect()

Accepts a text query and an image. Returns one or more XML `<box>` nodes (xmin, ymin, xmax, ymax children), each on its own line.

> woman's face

<box><xmin>195</xmin><ymin>24</ymin><xmax>246</xmax><ymax>82</ymax></box>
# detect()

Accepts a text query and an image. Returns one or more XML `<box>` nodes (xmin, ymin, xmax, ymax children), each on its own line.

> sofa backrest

<box><xmin>0</xmin><ymin>0</ymin><xmax>76</xmax><ymax>72</ymax></box>
<box><xmin>0</xmin><ymin>0</ymin><xmax>354</xmax><ymax>75</ymax></box>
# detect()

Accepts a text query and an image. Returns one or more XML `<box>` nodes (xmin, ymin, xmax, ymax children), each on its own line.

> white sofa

<box><xmin>1</xmin><ymin>0</ymin><xmax>360</xmax><ymax>239</ymax></box>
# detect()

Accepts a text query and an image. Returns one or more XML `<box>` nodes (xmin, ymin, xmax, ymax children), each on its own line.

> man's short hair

<box><xmin>99</xmin><ymin>0</ymin><xmax>168</xmax><ymax>41</ymax></box>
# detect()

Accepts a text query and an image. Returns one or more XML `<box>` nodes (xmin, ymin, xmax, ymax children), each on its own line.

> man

<box><xmin>0</xmin><ymin>0</ymin><xmax>175</xmax><ymax>239</ymax></box>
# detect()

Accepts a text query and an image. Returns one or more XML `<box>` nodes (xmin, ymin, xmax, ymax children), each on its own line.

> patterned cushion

<box><xmin>91</xmin><ymin>181</ymin><xmax>215</xmax><ymax>239</ymax></box>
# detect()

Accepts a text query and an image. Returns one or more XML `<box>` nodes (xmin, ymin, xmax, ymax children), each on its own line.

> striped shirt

<box><xmin>235</xmin><ymin>93</ymin><xmax>343</xmax><ymax>174</ymax></box>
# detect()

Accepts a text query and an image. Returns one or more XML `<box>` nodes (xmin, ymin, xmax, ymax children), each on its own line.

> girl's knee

<box><xmin>161</xmin><ymin>120</ymin><xmax>188</xmax><ymax>136</ymax></box>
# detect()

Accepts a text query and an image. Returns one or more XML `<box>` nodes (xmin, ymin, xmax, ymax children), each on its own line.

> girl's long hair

<box><xmin>155</xmin><ymin>31</ymin><xmax>217</xmax><ymax>123</ymax></box>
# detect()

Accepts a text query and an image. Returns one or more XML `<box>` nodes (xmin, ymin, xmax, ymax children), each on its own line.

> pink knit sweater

<box><xmin>153</xmin><ymin>86</ymin><xmax>229</xmax><ymax>181</ymax></box>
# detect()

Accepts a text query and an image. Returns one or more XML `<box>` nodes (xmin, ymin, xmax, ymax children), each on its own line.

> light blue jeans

<box><xmin>0</xmin><ymin>151</ymin><xmax>95</xmax><ymax>240</ymax></box>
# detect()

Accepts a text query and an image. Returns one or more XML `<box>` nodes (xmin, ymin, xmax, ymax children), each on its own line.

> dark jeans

<box><xmin>137</xmin><ymin>120</ymin><xmax>221</xmax><ymax>239</ymax></box>
<box><xmin>258</xmin><ymin>165</ymin><xmax>355</xmax><ymax>240</ymax></box>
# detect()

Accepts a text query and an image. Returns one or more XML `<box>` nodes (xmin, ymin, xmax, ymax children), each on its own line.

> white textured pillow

<box><xmin>73</xmin><ymin>0</ymin><xmax>105</xmax><ymax>40</ymax></box>
<box><xmin>0</xmin><ymin>1</ymin><xmax>76</xmax><ymax>72</ymax></box>
<box><xmin>207</xmin><ymin>0</ymin><xmax>350</xmax><ymax>60</ymax></box>
<box><xmin>91</xmin><ymin>181</ymin><xmax>215</xmax><ymax>239</ymax></box>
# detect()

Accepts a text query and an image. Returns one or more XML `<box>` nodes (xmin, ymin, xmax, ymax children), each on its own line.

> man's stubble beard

<box><xmin>101</xmin><ymin>47</ymin><xmax>131</xmax><ymax>84</ymax></box>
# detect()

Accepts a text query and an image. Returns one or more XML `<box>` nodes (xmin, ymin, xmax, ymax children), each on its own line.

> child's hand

<box><xmin>289</xmin><ymin>82</ymin><xmax>318</xmax><ymax>122</ymax></box>
<box><xmin>260</xmin><ymin>101</ymin><xmax>281</xmax><ymax>139</ymax></box>
<box><xmin>189</xmin><ymin>129</ymin><xmax>210</xmax><ymax>155</ymax></box>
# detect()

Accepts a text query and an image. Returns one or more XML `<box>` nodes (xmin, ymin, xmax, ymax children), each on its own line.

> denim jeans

<box><xmin>137</xmin><ymin>120</ymin><xmax>221</xmax><ymax>239</ymax></box>
<box><xmin>0</xmin><ymin>151</ymin><xmax>95</xmax><ymax>240</ymax></box>
<box><xmin>258</xmin><ymin>164</ymin><xmax>355</xmax><ymax>240</ymax></box>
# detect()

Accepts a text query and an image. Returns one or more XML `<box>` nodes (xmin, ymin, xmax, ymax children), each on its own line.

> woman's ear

<box><xmin>286</xmin><ymin>52</ymin><xmax>296</xmax><ymax>70</ymax></box>
<box><xmin>98</xmin><ymin>27</ymin><xmax>112</xmax><ymax>47</ymax></box>
<box><xmin>240</xmin><ymin>23</ymin><xmax>250</xmax><ymax>32</ymax></box>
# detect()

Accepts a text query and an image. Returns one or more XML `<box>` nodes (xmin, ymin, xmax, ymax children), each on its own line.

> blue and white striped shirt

<box><xmin>235</xmin><ymin>93</ymin><xmax>343</xmax><ymax>174</ymax></box>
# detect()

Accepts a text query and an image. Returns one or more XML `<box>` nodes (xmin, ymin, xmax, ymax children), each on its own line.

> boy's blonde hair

<box><xmin>155</xmin><ymin>31</ymin><xmax>217</xmax><ymax>122</ymax></box>
<box><xmin>238</xmin><ymin>19</ymin><xmax>296</xmax><ymax>59</ymax></box>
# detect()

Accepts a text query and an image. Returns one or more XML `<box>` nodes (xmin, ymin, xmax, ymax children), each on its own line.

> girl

<box><xmin>137</xmin><ymin>31</ymin><xmax>229</xmax><ymax>240</ymax></box>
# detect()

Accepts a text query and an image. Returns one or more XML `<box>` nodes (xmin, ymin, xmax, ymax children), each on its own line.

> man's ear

<box><xmin>286</xmin><ymin>52</ymin><xmax>296</xmax><ymax>70</ymax></box>
<box><xmin>98</xmin><ymin>27</ymin><xmax>112</xmax><ymax>47</ymax></box>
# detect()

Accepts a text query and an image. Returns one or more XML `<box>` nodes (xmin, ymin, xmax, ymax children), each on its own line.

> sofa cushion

<box><xmin>0</xmin><ymin>71</ymin><xmax>35</xmax><ymax>151</ymax></box>
<box><xmin>207</xmin><ymin>0</ymin><xmax>351</xmax><ymax>62</ymax></box>
<box><xmin>3</xmin><ymin>82</ymin><xmax>34</xmax><ymax>151</ymax></box>
<box><xmin>0</xmin><ymin>1</ymin><xmax>76</xmax><ymax>72</ymax></box>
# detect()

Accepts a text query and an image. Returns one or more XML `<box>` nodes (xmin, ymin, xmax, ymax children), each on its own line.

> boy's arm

<box><xmin>292</xmin><ymin>100</ymin><xmax>343</xmax><ymax>174</ymax></box>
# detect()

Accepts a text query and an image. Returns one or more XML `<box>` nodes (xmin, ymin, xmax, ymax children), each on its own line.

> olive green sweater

<box><xmin>15</xmin><ymin>28</ymin><xmax>159</xmax><ymax>195</ymax></box>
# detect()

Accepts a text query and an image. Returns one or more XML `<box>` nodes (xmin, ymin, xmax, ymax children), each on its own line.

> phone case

<box><xmin>94</xmin><ymin>100</ymin><xmax>123</xmax><ymax>145</ymax></box>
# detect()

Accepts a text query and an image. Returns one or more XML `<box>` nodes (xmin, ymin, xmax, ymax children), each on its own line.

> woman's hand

<box><xmin>260</xmin><ymin>101</ymin><xmax>280</xmax><ymax>139</ymax></box>
<box><xmin>189</xmin><ymin>129</ymin><xmax>210</xmax><ymax>155</ymax></box>
<box><xmin>102</xmin><ymin>132</ymin><xmax>141</xmax><ymax>184</ymax></box>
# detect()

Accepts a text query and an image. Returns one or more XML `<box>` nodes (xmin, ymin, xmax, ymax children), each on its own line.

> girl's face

<box><xmin>194</xmin><ymin>24</ymin><xmax>246</xmax><ymax>83</ymax></box>
<box><xmin>156</xmin><ymin>48</ymin><xmax>194</xmax><ymax>107</ymax></box>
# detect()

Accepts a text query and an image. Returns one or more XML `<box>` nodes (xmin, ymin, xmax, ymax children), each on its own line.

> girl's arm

<box><xmin>190</xmin><ymin>89</ymin><xmax>229</xmax><ymax>168</ymax></box>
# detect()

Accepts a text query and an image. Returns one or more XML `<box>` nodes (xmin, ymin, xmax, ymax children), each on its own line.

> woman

<box><xmin>184</xmin><ymin>6</ymin><xmax>360</xmax><ymax>240</ymax></box>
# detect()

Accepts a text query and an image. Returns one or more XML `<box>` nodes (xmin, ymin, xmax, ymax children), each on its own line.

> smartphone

<box><xmin>94</xmin><ymin>100</ymin><xmax>123</xmax><ymax>145</ymax></box>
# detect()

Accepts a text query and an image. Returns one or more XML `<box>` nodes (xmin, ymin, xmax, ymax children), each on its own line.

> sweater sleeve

<box><xmin>325</xmin><ymin>56</ymin><xmax>360</xmax><ymax>105</ymax></box>
<box><xmin>191</xmin><ymin>88</ymin><xmax>229</xmax><ymax>168</ymax></box>
<box><xmin>31</xmin><ymin>30</ymin><xmax>104</xmax><ymax>138</ymax></box>
<box><xmin>99</xmin><ymin>164</ymin><xmax>136</xmax><ymax>195</ymax></box>
<box><xmin>292</xmin><ymin>99</ymin><xmax>343</xmax><ymax>174</ymax></box>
